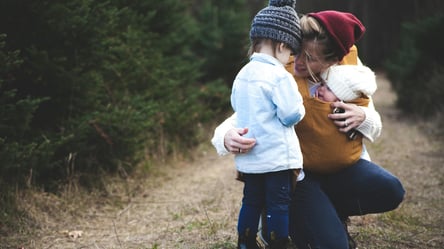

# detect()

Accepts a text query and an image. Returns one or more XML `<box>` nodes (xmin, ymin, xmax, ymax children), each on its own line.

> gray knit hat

<box><xmin>250</xmin><ymin>0</ymin><xmax>301</xmax><ymax>53</ymax></box>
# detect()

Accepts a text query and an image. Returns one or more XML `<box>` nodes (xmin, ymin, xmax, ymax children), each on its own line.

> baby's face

<box><xmin>315</xmin><ymin>82</ymin><xmax>339</xmax><ymax>102</ymax></box>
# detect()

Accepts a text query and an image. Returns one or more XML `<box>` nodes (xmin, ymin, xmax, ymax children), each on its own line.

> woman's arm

<box><xmin>355</xmin><ymin>98</ymin><xmax>382</xmax><ymax>142</ymax></box>
<box><xmin>211</xmin><ymin>113</ymin><xmax>256</xmax><ymax>156</ymax></box>
<box><xmin>328</xmin><ymin>97</ymin><xmax>382</xmax><ymax>142</ymax></box>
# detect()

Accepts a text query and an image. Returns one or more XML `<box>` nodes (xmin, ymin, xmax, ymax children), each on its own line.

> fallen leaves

<box><xmin>61</xmin><ymin>230</ymin><xmax>83</xmax><ymax>239</ymax></box>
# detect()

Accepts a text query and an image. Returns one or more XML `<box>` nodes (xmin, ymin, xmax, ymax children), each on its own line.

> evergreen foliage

<box><xmin>0</xmin><ymin>0</ymin><xmax>250</xmax><ymax>191</ymax></box>
<box><xmin>384</xmin><ymin>14</ymin><xmax>444</xmax><ymax>117</ymax></box>
<box><xmin>0</xmin><ymin>34</ymin><xmax>50</xmax><ymax>186</ymax></box>
<box><xmin>192</xmin><ymin>0</ymin><xmax>251</xmax><ymax>85</ymax></box>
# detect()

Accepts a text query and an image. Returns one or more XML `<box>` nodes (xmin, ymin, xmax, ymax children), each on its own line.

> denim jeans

<box><xmin>238</xmin><ymin>170</ymin><xmax>292</xmax><ymax>243</ymax></box>
<box><xmin>289</xmin><ymin>159</ymin><xmax>405</xmax><ymax>249</ymax></box>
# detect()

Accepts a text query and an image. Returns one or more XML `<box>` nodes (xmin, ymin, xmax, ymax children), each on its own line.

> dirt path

<box><xmin>5</xmin><ymin>74</ymin><xmax>444</xmax><ymax>249</ymax></box>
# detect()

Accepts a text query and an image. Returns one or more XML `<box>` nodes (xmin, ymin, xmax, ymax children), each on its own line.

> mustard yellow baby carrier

<box><xmin>286</xmin><ymin>46</ymin><xmax>368</xmax><ymax>173</ymax></box>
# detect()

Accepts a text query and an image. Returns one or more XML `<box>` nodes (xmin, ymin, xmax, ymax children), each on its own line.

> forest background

<box><xmin>1</xmin><ymin>0</ymin><xmax>443</xmax><ymax>241</ymax></box>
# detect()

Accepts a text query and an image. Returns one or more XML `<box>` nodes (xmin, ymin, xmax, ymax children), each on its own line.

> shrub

<box><xmin>384</xmin><ymin>14</ymin><xmax>444</xmax><ymax>117</ymax></box>
<box><xmin>0</xmin><ymin>0</ymin><xmax>248</xmax><ymax>191</ymax></box>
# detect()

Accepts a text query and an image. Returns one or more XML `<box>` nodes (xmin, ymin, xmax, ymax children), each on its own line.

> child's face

<box><xmin>315</xmin><ymin>82</ymin><xmax>339</xmax><ymax>102</ymax></box>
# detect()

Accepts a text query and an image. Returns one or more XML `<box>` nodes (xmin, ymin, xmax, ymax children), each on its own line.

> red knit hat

<box><xmin>308</xmin><ymin>11</ymin><xmax>365</xmax><ymax>60</ymax></box>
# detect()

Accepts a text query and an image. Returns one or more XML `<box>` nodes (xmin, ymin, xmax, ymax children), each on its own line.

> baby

<box><xmin>316</xmin><ymin>64</ymin><xmax>377</xmax><ymax>139</ymax></box>
<box><xmin>297</xmin><ymin>64</ymin><xmax>377</xmax><ymax>173</ymax></box>
<box><xmin>316</xmin><ymin>64</ymin><xmax>376</xmax><ymax>104</ymax></box>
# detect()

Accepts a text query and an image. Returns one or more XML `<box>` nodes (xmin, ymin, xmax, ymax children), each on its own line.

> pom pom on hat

<box><xmin>322</xmin><ymin>65</ymin><xmax>377</xmax><ymax>101</ymax></box>
<box><xmin>269</xmin><ymin>0</ymin><xmax>296</xmax><ymax>8</ymax></box>
<box><xmin>308</xmin><ymin>11</ymin><xmax>365</xmax><ymax>60</ymax></box>
<box><xmin>250</xmin><ymin>0</ymin><xmax>301</xmax><ymax>53</ymax></box>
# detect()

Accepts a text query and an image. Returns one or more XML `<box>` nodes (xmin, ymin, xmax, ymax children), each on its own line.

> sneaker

<box><xmin>342</xmin><ymin>218</ymin><xmax>357</xmax><ymax>249</ymax></box>
<box><xmin>256</xmin><ymin>211</ymin><xmax>270</xmax><ymax>249</ymax></box>
<box><xmin>256</xmin><ymin>229</ymin><xmax>269</xmax><ymax>249</ymax></box>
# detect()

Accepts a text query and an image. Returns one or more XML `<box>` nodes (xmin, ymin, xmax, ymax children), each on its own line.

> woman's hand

<box><xmin>328</xmin><ymin>101</ymin><xmax>365</xmax><ymax>133</ymax></box>
<box><xmin>224</xmin><ymin>128</ymin><xmax>256</xmax><ymax>154</ymax></box>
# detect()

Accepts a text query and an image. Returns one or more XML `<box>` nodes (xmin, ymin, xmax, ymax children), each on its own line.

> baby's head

<box><xmin>249</xmin><ymin>0</ymin><xmax>302</xmax><ymax>54</ymax></box>
<box><xmin>319</xmin><ymin>65</ymin><xmax>377</xmax><ymax>102</ymax></box>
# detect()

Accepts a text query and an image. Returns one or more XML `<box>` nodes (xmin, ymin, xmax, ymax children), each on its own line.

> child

<box><xmin>297</xmin><ymin>64</ymin><xmax>377</xmax><ymax>173</ymax></box>
<box><xmin>230</xmin><ymin>0</ymin><xmax>305</xmax><ymax>248</ymax></box>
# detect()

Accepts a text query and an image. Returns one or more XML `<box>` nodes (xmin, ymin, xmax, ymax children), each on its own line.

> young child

<box><xmin>230</xmin><ymin>0</ymin><xmax>305</xmax><ymax>248</ymax></box>
<box><xmin>297</xmin><ymin>64</ymin><xmax>377</xmax><ymax>173</ymax></box>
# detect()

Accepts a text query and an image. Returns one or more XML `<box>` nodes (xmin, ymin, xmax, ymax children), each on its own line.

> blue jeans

<box><xmin>238</xmin><ymin>170</ymin><xmax>292</xmax><ymax>243</ymax></box>
<box><xmin>289</xmin><ymin>159</ymin><xmax>405</xmax><ymax>249</ymax></box>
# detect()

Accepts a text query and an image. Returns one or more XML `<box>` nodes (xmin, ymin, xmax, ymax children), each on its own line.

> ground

<box><xmin>3</xmin><ymin>73</ymin><xmax>444</xmax><ymax>249</ymax></box>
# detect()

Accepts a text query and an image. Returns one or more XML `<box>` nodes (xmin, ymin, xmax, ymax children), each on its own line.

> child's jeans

<box><xmin>237</xmin><ymin>169</ymin><xmax>292</xmax><ymax>243</ymax></box>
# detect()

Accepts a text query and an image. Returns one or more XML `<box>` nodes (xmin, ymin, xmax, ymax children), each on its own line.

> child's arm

<box><xmin>273</xmin><ymin>75</ymin><xmax>305</xmax><ymax>126</ymax></box>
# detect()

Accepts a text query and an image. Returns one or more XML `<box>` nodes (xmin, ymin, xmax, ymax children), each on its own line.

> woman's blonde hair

<box><xmin>299</xmin><ymin>15</ymin><xmax>340</xmax><ymax>81</ymax></box>
<box><xmin>300</xmin><ymin>15</ymin><xmax>338</xmax><ymax>62</ymax></box>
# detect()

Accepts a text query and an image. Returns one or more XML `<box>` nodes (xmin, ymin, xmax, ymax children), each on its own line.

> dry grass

<box><xmin>2</xmin><ymin>143</ymin><xmax>243</xmax><ymax>249</ymax></box>
<box><xmin>348</xmin><ymin>72</ymin><xmax>444</xmax><ymax>249</ymax></box>
<box><xmin>2</xmin><ymin>73</ymin><xmax>443</xmax><ymax>249</ymax></box>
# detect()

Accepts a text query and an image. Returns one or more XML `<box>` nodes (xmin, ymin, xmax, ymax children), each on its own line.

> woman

<box><xmin>211</xmin><ymin>10</ymin><xmax>405</xmax><ymax>249</ymax></box>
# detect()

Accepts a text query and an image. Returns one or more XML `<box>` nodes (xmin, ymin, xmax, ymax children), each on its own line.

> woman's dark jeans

<box><xmin>289</xmin><ymin>159</ymin><xmax>405</xmax><ymax>249</ymax></box>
